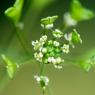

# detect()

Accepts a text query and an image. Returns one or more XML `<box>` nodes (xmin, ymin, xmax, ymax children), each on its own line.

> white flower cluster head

<box><xmin>34</xmin><ymin>75</ymin><xmax>49</xmax><ymax>90</ymax></box>
<box><xmin>32</xmin><ymin>16</ymin><xmax>82</xmax><ymax>69</ymax></box>
<box><xmin>32</xmin><ymin>15</ymin><xmax>82</xmax><ymax>93</ymax></box>
<box><xmin>32</xmin><ymin>35</ymin><xmax>65</xmax><ymax>69</ymax></box>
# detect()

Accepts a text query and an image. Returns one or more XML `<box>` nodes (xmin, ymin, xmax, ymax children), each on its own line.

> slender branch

<box><xmin>14</xmin><ymin>25</ymin><xmax>32</xmax><ymax>56</ymax></box>
<box><xmin>0</xmin><ymin>72</ymin><xmax>10</xmax><ymax>94</ymax></box>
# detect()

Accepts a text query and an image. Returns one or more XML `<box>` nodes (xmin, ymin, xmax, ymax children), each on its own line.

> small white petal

<box><xmin>34</xmin><ymin>75</ymin><xmax>41</xmax><ymax>83</ymax></box>
<box><xmin>54</xmin><ymin>65</ymin><xmax>63</xmax><ymax>69</ymax></box>
<box><xmin>52</xmin><ymin>29</ymin><xmax>63</xmax><ymax>38</ymax></box>
<box><xmin>45</xmin><ymin>24</ymin><xmax>53</xmax><ymax>29</ymax></box>
<box><xmin>53</xmin><ymin>41</ymin><xmax>60</xmax><ymax>47</ymax></box>
<box><xmin>56</xmin><ymin>57</ymin><xmax>62</xmax><ymax>64</ymax></box>
<box><xmin>62</xmin><ymin>44</ymin><xmax>69</xmax><ymax>53</ymax></box>
<box><xmin>42</xmin><ymin>48</ymin><xmax>47</xmax><ymax>53</ymax></box>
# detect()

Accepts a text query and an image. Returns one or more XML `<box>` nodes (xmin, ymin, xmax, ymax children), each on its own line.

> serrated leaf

<box><xmin>1</xmin><ymin>54</ymin><xmax>19</xmax><ymax>79</ymax></box>
<box><xmin>71</xmin><ymin>29</ymin><xmax>82</xmax><ymax>44</ymax></box>
<box><xmin>41</xmin><ymin>16</ymin><xmax>58</xmax><ymax>25</ymax></box>
<box><xmin>70</xmin><ymin>0</ymin><xmax>94</xmax><ymax>21</ymax></box>
<box><xmin>80</xmin><ymin>60</ymin><xmax>91</xmax><ymax>72</ymax></box>
<box><xmin>4</xmin><ymin>0</ymin><xmax>24</xmax><ymax>24</ymax></box>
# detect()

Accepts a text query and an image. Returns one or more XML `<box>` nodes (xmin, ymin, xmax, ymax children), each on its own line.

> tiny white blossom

<box><xmin>32</xmin><ymin>40</ymin><xmax>38</xmax><ymax>46</ymax></box>
<box><xmin>56</xmin><ymin>57</ymin><xmax>62</xmax><ymax>64</ymax></box>
<box><xmin>32</xmin><ymin>35</ymin><xmax>47</xmax><ymax>51</ymax></box>
<box><xmin>40</xmin><ymin>76</ymin><xmax>49</xmax><ymax>86</ymax></box>
<box><xmin>64</xmin><ymin>33</ymin><xmax>72</xmax><ymax>42</ymax></box>
<box><xmin>44</xmin><ymin>24</ymin><xmax>54</xmax><ymax>29</ymax></box>
<box><xmin>40</xmin><ymin>35</ymin><xmax>47</xmax><ymax>43</ymax></box>
<box><xmin>47</xmin><ymin>57</ymin><xmax>56</xmax><ymax>64</ymax></box>
<box><xmin>64</xmin><ymin>12</ymin><xmax>77</xmax><ymax>27</ymax></box>
<box><xmin>54</xmin><ymin>65</ymin><xmax>63</xmax><ymax>69</ymax></box>
<box><xmin>34</xmin><ymin>52</ymin><xmax>43</xmax><ymax>62</ymax></box>
<box><xmin>32</xmin><ymin>40</ymin><xmax>41</xmax><ymax>50</ymax></box>
<box><xmin>34</xmin><ymin>75</ymin><xmax>49</xmax><ymax>89</ymax></box>
<box><xmin>52</xmin><ymin>29</ymin><xmax>63</xmax><ymax>38</ymax></box>
<box><xmin>47</xmin><ymin>57</ymin><xmax>53</xmax><ymax>63</ymax></box>
<box><xmin>62</xmin><ymin>44</ymin><xmax>70</xmax><ymax>53</ymax></box>
<box><xmin>42</xmin><ymin>48</ymin><xmax>47</xmax><ymax>53</ymax></box>
<box><xmin>53</xmin><ymin>41</ymin><xmax>60</xmax><ymax>47</ymax></box>
<box><xmin>39</xmin><ymin>35</ymin><xmax>47</xmax><ymax>46</ymax></box>
<box><xmin>34</xmin><ymin>75</ymin><xmax>41</xmax><ymax>83</ymax></box>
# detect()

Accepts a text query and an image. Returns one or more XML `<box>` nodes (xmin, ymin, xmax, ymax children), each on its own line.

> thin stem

<box><xmin>14</xmin><ymin>26</ymin><xmax>32</xmax><ymax>56</ymax></box>
<box><xmin>0</xmin><ymin>72</ymin><xmax>10</xmax><ymax>94</ymax></box>
<box><xmin>40</xmin><ymin>63</ymin><xmax>45</xmax><ymax>76</ymax></box>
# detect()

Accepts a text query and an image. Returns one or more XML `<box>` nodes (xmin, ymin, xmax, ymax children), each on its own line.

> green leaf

<box><xmin>1</xmin><ymin>54</ymin><xmax>19</xmax><ymax>79</ymax></box>
<box><xmin>71</xmin><ymin>29</ymin><xmax>82</xmax><ymax>44</ymax></box>
<box><xmin>41</xmin><ymin>16</ymin><xmax>58</xmax><ymax>25</ymax></box>
<box><xmin>4</xmin><ymin>0</ymin><xmax>24</xmax><ymax>24</ymax></box>
<box><xmin>90</xmin><ymin>55</ymin><xmax>95</xmax><ymax>65</ymax></box>
<box><xmin>32</xmin><ymin>0</ymin><xmax>53</xmax><ymax>12</ymax></box>
<box><xmin>80</xmin><ymin>60</ymin><xmax>92</xmax><ymax>72</ymax></box>
<box><xmin>70</xmin><ymin>0</ymin><xmax>94</xmax><ymax>21</ymax></box>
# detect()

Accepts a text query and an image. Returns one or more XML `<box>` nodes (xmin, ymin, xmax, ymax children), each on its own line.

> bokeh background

<box><xmin>0</xmin><ymin>0</ymin><xmax>95</xmax><ymax>95</ymax></box>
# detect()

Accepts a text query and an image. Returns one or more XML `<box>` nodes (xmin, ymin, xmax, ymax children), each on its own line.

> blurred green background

<box><xmin>0</xmin><ymin>0</ymin><xmax>95</xmax><ymax>95</ymax></box>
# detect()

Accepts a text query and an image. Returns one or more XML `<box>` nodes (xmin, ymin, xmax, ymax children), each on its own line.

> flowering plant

<box><xmin>0</xmin><ymin>0</ymin><xmax>95</xmax><ymax>95</ymax></box>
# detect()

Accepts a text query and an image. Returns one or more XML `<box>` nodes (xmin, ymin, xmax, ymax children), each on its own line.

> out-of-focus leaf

<box><xmin>90</xmin><ymin>55</ymin><xmax>95</xmax><ymax>64</ymax></box>
<box><xmin>63</xmin><ymin>12</ymin><xmax>77</xmax><ymax>27</ymax></box>
<box><xmin>80</xmin><ymin>60</ymin><xmax>92</xmax><ymax>72</ymax></box>
<box><xmin>41</xmin><ymin>16</ymin><xmax>58</xmax><ymax>25</ymax></box>
<box><xmin>70</xmin><ymin>0</ymin><xmax>95</xmax><ymax>21</ymax></box>
<box><xmin>1</xmin><ymin>54</ymin><xmax>19</xmax><ymax>79</ymax></box>
<box><xmin>4</xmin><ymin>0</ymin><xmax>24</xmax><ymax>24</ymax></box>
<box><xmin>32</xmin><ymin>0</ymin><xmax>53</xmax><ymax>12</ymax></box>
<box><xmin>71</xmin><ymin>29</ymin><xmax>82</xmax><ymax>44</ymax></box>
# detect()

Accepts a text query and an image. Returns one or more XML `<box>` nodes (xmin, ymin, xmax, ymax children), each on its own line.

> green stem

<box><xmin>0</xmin><ymin>72</ymin><xmax>10</xmax><ymax>94</ymax></box>
<box><xmin>40</xmin><ymin>63</ymin><xmax>45</xmax><ymax>76</ymax></box>
<box><xmin>14</xmin><ymin>26</ymin><xmax>32</xmax><ymax>56</ymax></box>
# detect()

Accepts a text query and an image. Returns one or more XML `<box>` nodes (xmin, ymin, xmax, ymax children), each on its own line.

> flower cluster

<box><xmin>34</xmin><ymin>75</ymin><xmax>49</xmax><ymax>90</ymax></box>
<box><xmin>32</xmin><ymin>15</ymin><xmax>82</xmax><ymax>91</ymax></box>
<box><xmin>32</xmin><ymin>16</ymin><xmax>82</xmax><ymax>69</ymax></box>
<box><xmin>32</xmin><ymin>35</ymin><xmax>65</xmax><ymax>69</ymax></box>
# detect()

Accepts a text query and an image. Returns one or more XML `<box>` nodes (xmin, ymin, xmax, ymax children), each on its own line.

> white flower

<box><xmin>40</xmin><ymin>76</ymin><xmax>49</xmax><ymax>86</ymax></box>
<box><xmin>32</xmin><ymin>40</ymin><xmax>38</xmax><ymax>46</ymax></box>
<box><xmin>47</xmin><ymin>57</ymin><xmax>53</xmax><ymax>63</ymax></box>
<box><xmin>34</xmin><ymin>52</ymin><xmax>43</xmax><ymax>62</ymax></box>
<box><xmin>34</xmin><ymin>75</ymin><xmax>41</xmax><ymax>83</ymax></box>
<box><xmin>62</xmin><ymin>44</ymin><xmax>69</xmax><ymax>53</ymax></box>
<box><xmin>32</xmin><ymin>40</ymin><xmax>41</xmax><ymax>50</ymax></box>
<box><xmin>53</xmin><ymin>41</ymin><xmax>60</xmax><ymax>47</ymax></box>
<box><xmin>41</xmin><ymin>24</ymin><xmax>53</xmax><ymax>29</ymax></box>
<box><xmin>41</xmin><ymin>48</ymin><xmax>47</xmax><ymax>53</ymax></box>
<box><xmin>34</xmin><ymin>75</ymin><xmax>49</xmax><ymax>89</ymax></box>
<box><xmin>47</xmin><ymin>57</ymin><xmax>56</xmax><ymax>64</ymax></box>
<box><xmin>45</xmin><ymin>24</ymin><xmax>53</xmax><ymax>29</ymax></box>
<box><xmin>56</xmin><ymin>57</ymin><xmax>62</xmax><ymax>64</ymax></box>
<box><xmin>32</xmin><ymin>35</ymin><xmax>47</xmax><ymax>51</ymax></box>
<box><xmin>54</xmin><ymin>65</ymin><xmax>63</xmax><ymax>69</ymax></box>
<box><xmin>64</xmin><ymin>33</ymin><xmax>72</xmax><ymax>42</ymax></box>
<box><xmin>52</xmin><ymin>29</ymin><xmax>63</xmax><ymax>38</ymax></box>
<box><xmin>64</xmin><ymin>12</ymin><xmax>77</xmax><ymax>27</ymax></box>
<box><xmin>40</xmin><ymin>35</ymin><xmax>47</xmax><ymax>42</ymax></box>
